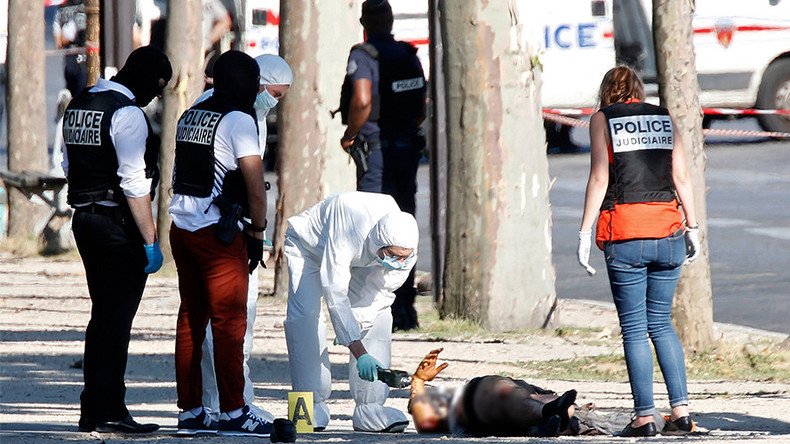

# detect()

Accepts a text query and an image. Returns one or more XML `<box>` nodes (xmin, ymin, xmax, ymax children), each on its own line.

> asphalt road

<box><xmin>548</xmin><ymin>129</ymin><xmax>790</xmax><ymax>335</ymax></box>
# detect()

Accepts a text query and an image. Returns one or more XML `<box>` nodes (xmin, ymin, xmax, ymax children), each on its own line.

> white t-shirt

<box><xmin>195</xmin><ymin>88</ymin><xmax>270</xmax><ymax>153</ymax></box>
<box><xmin>169</xmin><ymin>110</ymin><xmax>260</xmax><ymax>231</ymax></box>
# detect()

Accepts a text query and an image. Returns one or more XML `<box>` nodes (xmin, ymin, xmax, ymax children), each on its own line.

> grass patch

<box><xmin>515</xmin><ymin>343</ymin><xmax>790</xmax><ymax>382</ymax></box>
<box><xmin>413</xmin><ymin>298</ymin><xmax>604</xmax><ymax>342</ymax></box>
<box><xmin>0</xmin><ymin>237</ymin><xmax>41</xmax><ymax>257</ymax></box>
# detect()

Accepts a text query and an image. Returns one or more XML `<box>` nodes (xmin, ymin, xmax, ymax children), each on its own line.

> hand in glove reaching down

<box><xmin>245</xmin><ymin>233</ymin><xmax>264</xmax><ymax>274</ymax></box>
<box><xmin>684</xmin><ymin>226</ymin><xmax>701</xmax><ymax>265</ymax></box>
<box><xmin>577</xmin><ymin>230</ymin><xmax>597</xmax><ymax>276</ymax></box>
<box><xmin>143</xmin><ymin>241</ymin><xmax>163</xmax><ymax>274</ymax></box>
<box><xmin>356</xmin><ymin>354</ymin><xmax>383</xmax><ymax>382</ymax></box>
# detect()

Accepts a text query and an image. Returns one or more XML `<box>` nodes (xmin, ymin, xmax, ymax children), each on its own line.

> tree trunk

<box><xmin>653</xmin><ymin>0</ymin><xmax>715</xmax><ymax>351</ymax></box>
<box><xmin>156</xmin><ymin>0</ymin><xmax>204</xmax><ymax>264</ymax></box>
<box><xmin>272</xmin><ymin>0</ymin><xmax>359</xmax><ymax>297</ymax></box>
<box><xmin>439</xmin><ymin>0</ymin><xmax>557</xmax><ymax>331</ymax></box>
<box><xmin>84</xmin><ymin>0</ymin><xmax>100</xmax><ymax>86</ymax></box>
<box><xmin>428</xmin><ymin>0</ymin><xmax>448</xmax><ymax>305</ymax></box>
<box><xmin>6</xmin><ymin>0</ymin><xmax>47</xmax><ymax>239</ymax></box>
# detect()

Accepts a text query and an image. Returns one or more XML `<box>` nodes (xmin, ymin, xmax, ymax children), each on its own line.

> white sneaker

<box><xmin>248</xmin><ymin>403</ymin><xmax>275</xmax><ymax>423</ymax></box>
<box><xmin>176</xmin><ymin>408</ymin><xmax>218</xmax><ymax>435</ymax></box>
<box><xmin>218</xmin><ymin>405</ymin><xmax>272</xmax><ymax>437</ymax></box>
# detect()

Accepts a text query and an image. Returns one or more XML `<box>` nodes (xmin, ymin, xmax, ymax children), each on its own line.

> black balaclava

<box><xmin>361</xmin><ymin>0</ymin><xmax>394</xmax><ymax>36</ymax></box>
<box><xmin>211</xmin><ymin>50</ymin><xmax>260</xmax><ymax>117</ymax></box>
<box><xmin>112</xmin><ymin>45</ymin><xmax>172</xmax><ymax>107</ymax></box>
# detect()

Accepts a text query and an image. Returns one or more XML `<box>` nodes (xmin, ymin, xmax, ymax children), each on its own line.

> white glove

<box><xmin>61</xmin><ymin>21</ymin><xmax>78</xmax><ymax>42</ymax></box>
<box><xmin>684</xmin><ymin>226</ymin><xmax>701</xmax><ymax>265</ymax></box>
<box><xmin>577</xmin><ymin>230</ymin><xmax>597</xmax><ymax>276</ymax></box>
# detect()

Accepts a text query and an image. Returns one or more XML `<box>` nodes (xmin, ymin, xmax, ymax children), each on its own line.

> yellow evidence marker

<box><xmin>287</xmin><ymin>391</ymin><xmax>314</xmax><ymax>433</ymax></box>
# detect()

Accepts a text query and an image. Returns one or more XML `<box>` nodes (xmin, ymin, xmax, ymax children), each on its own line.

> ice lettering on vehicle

<box><xmin>544</xmin><ymin>23</ymin><xmax>598</xmax><ymax>49</ymax></box>
<box><xmin>63</xmin><ymin>109</ymin><xmax>104</xmax><ymax>146</ymax></box>
<box><xmin>175</xmin><ymin>109</ymin><xmax>222</xmax><ymax>145</ymax></box>
<box><xmin>608</xmin><ymin>115</ymin><xmax>673</xmax><ymax>152</ymax></box>
<box><xmin>392</xmin><ymin>77</ymin><xmax>425</xmax><ymax>93</ymax></box>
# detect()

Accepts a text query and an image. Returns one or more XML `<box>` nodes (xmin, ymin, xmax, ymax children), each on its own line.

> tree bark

<box><xmin>653</xmin><ymin>0</ymin><xmax>715</xmax><ymax>351</ymax></box>
<box><xmin>272</xmin><ymin>0</ymin><xmax>359</xmax><ymax>297</ymax></box>
<box><xmin>84</xmin><ymin>0</ymin><xmax>100</xmax><ymax>86</ymax></box>
<box><xmin>439</xmin><ymin>0</ymin><xmax>557</xmax><ymax>331</ymax></box>
<box><xmin>428</xmin><ymin>0</ymin><xmax>448</xmax><ymax>305</ymax></box>
<box><xmin>156</xmin><ymin>0</ymin><xmax>204</xmax><ymax>264</ymax></box>
<box><xmin>6</xmin><ymin>0</ymin><xmax>47</xmax><ymax>239</ymax></box>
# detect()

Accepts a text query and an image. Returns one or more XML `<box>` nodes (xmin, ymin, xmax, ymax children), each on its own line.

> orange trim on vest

<box><xmin>595</xmin><ymin>200</ymin><xmax>683</xmax><ymax>250</ymax></box>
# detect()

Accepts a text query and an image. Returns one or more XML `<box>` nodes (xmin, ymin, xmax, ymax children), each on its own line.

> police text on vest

<box><xmin>176</xmin><ymin>109</ymin><xmax>222</xmax><ymax>146</ymax></box>
<box><xmin>63</xmin><ymin>109</ymin><xmax>104</xmax><ymax>146</ymax></box>
<box><xmin>608</xmin><ymin>115</ymin><xmax>673</xmax><ymax>153</ymax></box>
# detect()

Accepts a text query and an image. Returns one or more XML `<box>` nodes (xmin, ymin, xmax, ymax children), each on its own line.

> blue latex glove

<box><xmin>356</xmin><ymin>354</ymin><xmax>382</xmax><ymax>382</ymax></box>
<box><xmin>143</xmin><ymin>241</ymin><xmax>163</xmax><ymax>274</ymax></box>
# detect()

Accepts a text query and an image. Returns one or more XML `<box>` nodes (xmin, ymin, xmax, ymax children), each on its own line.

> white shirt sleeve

<box><xmin>226</xmin><ymin>111</ymin><xmax>262</xmax><ymax>159</ymax></box>
<box><xmin>110</xmin><ymin>106</ymin><xmax>153</xmax><ymax>198</ymax></box>
<box><xmin>319</xmin><ymin>202</ymin><xmax>363</xmax><ymax>346</ymax></box>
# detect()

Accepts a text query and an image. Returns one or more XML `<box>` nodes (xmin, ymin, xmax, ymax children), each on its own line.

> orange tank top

<box><xmin>595</xmin><ymin>201</ymin><xmax>683</xmax><ymax>250</ymax></box>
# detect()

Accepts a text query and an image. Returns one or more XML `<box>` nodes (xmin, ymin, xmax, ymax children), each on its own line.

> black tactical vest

<box><xmin>368</xmin><ymin>36</ymin><xmax>426</xmax><ymax>134</ymax></box>
<box><xmin>337</xmin><ymin>36</ymin><xmax>426</xmax><ymax>133</ymax></box>
<box><xmin>172</xmin><ymin>96</ymin><xmax>232</xmax><ymax>198</ymax></box>
<box><xmin>600</xmin><ymin>101</ymin><xmax>677</xmax><ymax>210</ymax></box>
<box><xmin>64</xmin><ymin>88</ymin><xmax>159</xmax><ymax>206</ymax></box>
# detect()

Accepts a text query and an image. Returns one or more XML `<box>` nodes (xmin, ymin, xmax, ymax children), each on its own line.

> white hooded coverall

<box><xmin>198</xmin><ymin>54</ymin><xmax>293</xmax><ymax>420</ymax></box>
<box><xmin>284</xmin><ymin>192</ymin><xmax>419</xmax><ymax>432</ymax></box>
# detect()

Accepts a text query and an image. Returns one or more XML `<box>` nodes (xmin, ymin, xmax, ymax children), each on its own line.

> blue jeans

<box><xmin>604</xmin><ymin>230</ymin><xmax>689</xmax><ymax>416</ymax></box>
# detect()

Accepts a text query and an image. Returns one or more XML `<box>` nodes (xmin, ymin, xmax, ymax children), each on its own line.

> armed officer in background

<box><xmin>53</xmin><ymin>0</ymin><xmax>88</xmax><ymax>97</ymax></box>
<box><xmin>62</xmin><ymin>46</ymin><xmax>171</xmax><ymax>433</ymax></box>
<box><xmin>169</xmin><ymin>50</ymin><xmax>271</xmax><ymax>437</ymax></box>
<box><xmin>339</xmin><ymin>0</ymin><xmax>427</xmax><ymax>331</ymax></box>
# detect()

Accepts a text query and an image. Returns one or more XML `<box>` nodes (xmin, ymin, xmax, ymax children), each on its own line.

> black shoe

<box><xmin>527</xmin><ymin>414</ymin><xmax>562</xmax><ymax>437</ymax></box>
<box><xmin>270</xmin><ymin>418</ymin><xmax>297</xmax><ymax>443</ymax></box>
<box><xmin>619</xmin><ymin>421</ymin><xmax>658</xmax><ymax>437</ymax></box>
<box><xmin>95</xmin><ymin>415</ymin><xmax>159</xmax><ymax>434</ymax></box>
<box><xmin>542</xmin><ymin>389</ymin><xmax>577</xmax><ymax>431</ymax></box>
<box><xmin>662</xmin><ymin>416</ymin><xmax>694</xmax><ymax>435</ymax></box>
<box><xmin>77</xmin><ymin>417</ymin><xmax>95</xmax><ymax>432</ymax></box>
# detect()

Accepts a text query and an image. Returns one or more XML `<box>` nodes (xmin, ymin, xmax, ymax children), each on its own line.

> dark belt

<box><xmin>75</xmin><ymin>204</ymin><xmax>131</xmax><ymax>224</ymax></box>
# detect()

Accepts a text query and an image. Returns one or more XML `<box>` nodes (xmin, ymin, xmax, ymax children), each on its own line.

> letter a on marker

<box><xmin>288</xmin><ymin>392</ymin><xmax>314</xmax><ymax>433</ymax></box>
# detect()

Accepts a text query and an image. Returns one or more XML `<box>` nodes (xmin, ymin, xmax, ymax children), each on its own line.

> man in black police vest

<box><xmin>339</xmin><ymin>0</ymin><xmax>427</xmax><ymax>331</ymax></box>
<box><xmin>169</xmin><ymin>50</ymin><xmax>271</xmax><ymax>437</ymax></box>
<box><xmin>62</xmin><ymin>46</ymin><xmax>171</xmax><ymax>434</ymax></box>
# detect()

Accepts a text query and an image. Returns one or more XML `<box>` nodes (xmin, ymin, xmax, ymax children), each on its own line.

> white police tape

<box><xmin>542</xmin><ymin>112</ymin><xmax>790</xmax><ymax>139</ymax></box>
<box><xmin>543</xmin><ymin>107</ymin><xmax>790</xmax><ymax>116</ymax></box>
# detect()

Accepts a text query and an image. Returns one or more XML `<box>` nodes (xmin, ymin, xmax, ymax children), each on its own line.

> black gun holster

<box><xmin>348</xmin><ymin>137</ymin><xmax>371</xmax><ymax>177</ymax></box>
<box><xmin>213</xmin><ymin>194</ymin><xmax>243</xmax><ymax>245</ymax></box>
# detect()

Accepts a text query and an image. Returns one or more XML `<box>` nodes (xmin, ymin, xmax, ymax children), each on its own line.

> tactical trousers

<box><xmin>72</xmin><ymin>206</ymin><xmax>148</xmax><ymax>422</ymax></box>
<box><xmin>382</xmin><ymin>135</ymin><xmax>422</xmax><ymax>327</ymax></box>
<box><xmin>171</xmin><ymin>224</ymin><xmax>248</xmax><ymax>413</ymax></box>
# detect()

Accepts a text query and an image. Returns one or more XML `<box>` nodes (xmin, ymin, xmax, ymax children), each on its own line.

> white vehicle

<box><xmin>241</xmin><ymin>0</ymin><xmax>790</xmax><ymax>134</ymax></box>
<box><xmin>241</xmin><ymin>0</ymin><xmax>430</xmax><ymax>65</ymax></box>
<box><xmin>241</xmin><ymin>0</ymin><xmax>280</xmax><ymax>57</ymax></box>
<box><xmin>535</xmin><ymin>0</ymin><xmax>790</xmax><ymax>133</ymax></box>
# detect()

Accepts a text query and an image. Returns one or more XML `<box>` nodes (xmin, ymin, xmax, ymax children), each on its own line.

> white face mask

<box><xmin>254</xmin><ymin>87</ymin><xmax>278</xmax><ymax>112</ymax></box>
<box><xmin>377</xmin><ymin>255</ymin><xmax>405</xmax><ymax>271</ymax></box>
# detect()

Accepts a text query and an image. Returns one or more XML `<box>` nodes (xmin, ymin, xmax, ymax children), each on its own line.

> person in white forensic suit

<box><xmin>284</xmin><ymin>191</ymin><xmax>418</xmax><ymax>433</ymax></box>
<box><xmin>195</xmin><ymin>54</ymin><xmax>293</xmax><ymax>422</ymax></box>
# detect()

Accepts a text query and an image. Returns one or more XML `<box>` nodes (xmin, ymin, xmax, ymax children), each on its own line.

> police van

<box><xmin>533</xmin><ymin>0</ymin><xmax>790</xmax><ymax>133</ymax></box>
